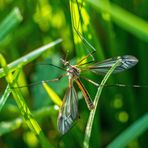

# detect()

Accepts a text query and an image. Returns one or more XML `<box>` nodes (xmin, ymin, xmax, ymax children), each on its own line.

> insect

<box><xmin>55</xmin><ymin>0</ymin><xmax>139</xmax><ymax>134</ymax></box>
<box><xmin>57</xmin><ymin>55</ymin><xmax>138</xmax><ymax>134</ymax></box>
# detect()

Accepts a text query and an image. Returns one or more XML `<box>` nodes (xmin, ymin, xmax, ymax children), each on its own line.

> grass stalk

<box><xmin>86</xmin><ymin>0</ymin><xmax>148</xmax><ymax>42</ymax></box>
<box><xmin>0</xmin><ymin>39</ymin><xmax>62</xmax><ymax>78</ymax></box>
<box><xmin>83</xmin><ymin>59</ymin><xmax>122</xmax><ymax>148</ymax></box>
<box><xmin>0</xmin><ymin>54</ymin><xmax>53</xmax><ymax>148</ymax></box>
<box><xmin>0</xmin><ymin>7</ymin><xmax>22</xmax><ymax>41</ymax></box>
<box><xmin>107</xmin><ymin>114</ymin><xmax>148</xmax><ymax>148</ymax></box>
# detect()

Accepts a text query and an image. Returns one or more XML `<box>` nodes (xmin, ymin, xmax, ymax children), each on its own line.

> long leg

<box><xmin>70</xmin><ymin>0</ymin><xmax>96</xmax><ymax>66</ymax></box>
<box><xmin>76</xmin><ymin>50</ymin><xmax>96</xmax><ymax>66</ymax></box>
<box><xmin>75</xmin><ymin>78</ymin><xmax>94</xmax><ymax>110</ymax></box>
<box><xmin>80</xmin><ymin>75</ymin><xmax>99</xmax><ymax>87</ymax></box>
<box><xmin>80</xmin><ymin>75</ymin><xmax>148</xmax><ymax>88</ymax></box>
<box><xmin>73</xmin><ymin>25</ymin><xmax>96</xmax><ymax>66</ymax></box>
<box><xmin>11</xmin><ymin>74</ymin><xmax>67</xmax><ymax>89</ymax></box>
<box><xmin>36</xmin><ymin>63</ymin><xmax>66</xmax><ymax>72</ymax></box>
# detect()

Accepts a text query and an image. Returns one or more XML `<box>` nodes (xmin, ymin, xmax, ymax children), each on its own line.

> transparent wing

<box><xmin>87</xmin><ymin>55</ymin><xmax>138</xmax><ymax>74</ymax></box>
<box><xmin>57</xmin><ymin>85</ymin><xmax>78</xmax><ymax>135</ymax></box>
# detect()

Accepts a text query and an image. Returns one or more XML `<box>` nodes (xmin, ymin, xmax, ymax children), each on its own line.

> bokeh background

<box><xmin>0</xmin><ymin>0</ymin><xmax>148</xmax><ymax>147</ymax></box>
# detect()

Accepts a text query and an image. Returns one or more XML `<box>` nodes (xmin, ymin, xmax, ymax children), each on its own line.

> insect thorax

<box><xmin>67</xmin><ymin>65</ymin><xmax>80</xmax><ymax>79</ymax></box>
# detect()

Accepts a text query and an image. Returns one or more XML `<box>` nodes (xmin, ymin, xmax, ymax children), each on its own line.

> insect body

<box><xmin>58</xmin><ymin>59</ymin><xmax>94</xmax><ymax>134</ymax></box>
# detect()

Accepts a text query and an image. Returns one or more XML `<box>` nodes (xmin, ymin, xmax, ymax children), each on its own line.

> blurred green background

<box><xmin>0</xmin><ymin>0</ymin><xmax>148</xmax><ymax>148</ymax></box>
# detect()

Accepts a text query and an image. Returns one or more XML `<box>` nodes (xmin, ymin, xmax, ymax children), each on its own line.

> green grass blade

<box><xmin>0</xmin><ymin>7</ymin><xmax>23</xmax><ymax>41</ymax></box>
<box><xmin>0</xmin><ymin>106</ymin><xmax>56</xmax><ymax>136</ymax></box>
<box><xmin>0</xmin><ymin>54</ymin><xmax>53</xmax><ymax>148</ymax></box>
<box><xmin>0</xmin><ymin>85</ymin><xmax>11</xmax><ymax>112</ymax></box>
<box><xmin>70</xmin><ymin>0</ymin><xmax>104</xmax><ymax>60</ymax></box>
<box><xmin>0</xmin><ymin>68</ymin><xmax>22</xmax><ymax>112</ymax></box>
<box><xmin>83</xmin><ymin>59</ymin><xmax>122</xmax><ymax>148</ymax></box>
<box><xmin>0</xmin><ymin>39</ymin><xmax>62</xmax><ymax>78</ymax></box>
<box><xmin>42</xmin><ymin>81</ymin><xmax>62</xmax><ymax>107</ymax></box>
<box><xmin>107</xmin><ymin>114</ymin><xmax>148</xmax><ymax>148</ymax></box>
<box><xmin>86</xmin><ymin>0</ymin><xmax>148</xmax><ymax>42</ymax></box>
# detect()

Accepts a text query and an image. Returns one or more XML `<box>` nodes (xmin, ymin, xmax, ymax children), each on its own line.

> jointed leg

<box><xmin>70</xmin><ymin>0</ymin><xmax>96</xmax><ymax>66</ymax></box>
<box><xmin>80</xmin><ymin>75</ymin><xmax>99</xmax><ymax>87</ymax></box>
<box><xmin>12</xmin><ymin>74</ymin><xmax>67</xmax><ymax>89</ymax></box>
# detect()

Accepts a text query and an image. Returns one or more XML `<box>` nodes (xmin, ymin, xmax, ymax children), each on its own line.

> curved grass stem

<box><xmin>83</xmin><ymin>59</ymin><xmax>121</xmax><ymax>148</ymax></box>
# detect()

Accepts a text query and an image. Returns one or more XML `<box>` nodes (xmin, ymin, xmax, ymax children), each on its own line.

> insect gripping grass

<box><xmin>57</xmin><ymin>55</ymin><xmax>138</xmax><ymax>134</ymax></box>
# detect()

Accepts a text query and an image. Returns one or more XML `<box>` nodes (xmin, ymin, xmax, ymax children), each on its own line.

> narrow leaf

<box><xmin>42</xmin><ymin>81</ymin><xmax>62</xmax><ymax>107</ymax></box>
<box><xmin>86</xmin><ymin>0</ymin><xmax>148</xmax><ymax>42</ymax></box>
<box><xmin>0</xmin><ymin>85</ymin><xmax>11</xmax><ymax>112</ymax></box>
<box><xmin>0</xmin><ymin>39</ymin><xmax>62</xmax><ymax>78</ymax></box>
<box><xmin>0</xmin><ymin>7</ymin><xmax>23</xmax><ymax>41</ymax></box>
<box><xmin>83</xmin><ymin>59</ymin><xmax>121</xmax><ymax>148</ymax></box>
<box><xmin>107</xmin><ymin>114</ymin><xmax>148</xmax><ymax>148</ymax></box>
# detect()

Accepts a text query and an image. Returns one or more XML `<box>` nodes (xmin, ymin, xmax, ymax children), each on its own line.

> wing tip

<box><xmin>122</xmin><ymin>55</ymin><xmax>138</xmax><ymax>67</ymax></box>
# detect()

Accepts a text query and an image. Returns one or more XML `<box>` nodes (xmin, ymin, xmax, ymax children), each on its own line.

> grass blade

<box><xmin>83</xmin><ymin>59</ymin><xmax>122</xmax><ymax>148</ymax></box>
<box><xmin>86</xmin><ymin>0</ymin><xmax>148</xmax><ymax>42</ymax></box>
<box><xmin>0</xmin><ymin>85</ymin><xmax>11</xmax><ymax>112</ymax></box>
<box><xmin>42</xmin><ymin>81</ymin><xmax>62</xmax><ymax>107</ymax></box>
<box><xmin>0</xmin><ymin>54</ymin><xmax>53</xmax><ymax>148</ymax></box>
<box><xmin>0</xmin><ymin>68</ymin><xmax>22</xmax><ymax>112</ymax></box>
<box><xmin>0</xmin><ymin>39</ymin><xmax>62</xmax><ymax>78</ymax></box>
<box><xmin>107</xmin><ymin>114</ymin><xmax>148</xmax><ymax>148</ymax></box>
<box><xmin>0</xmin><ymin>7</ymin><xmax>23</xmax><ymax>41</ymax></box>
<box><xmin>0</xmin><ymin>106</ymin><xmax>56</xmax><ymax>136</ymax></box>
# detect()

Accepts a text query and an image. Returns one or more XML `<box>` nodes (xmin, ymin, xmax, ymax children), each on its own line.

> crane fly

<box><xmin>57</xmin><ymin>55</ymin><xmax>138</xmax><ymax>134</ymax></box>
<box><xmin>57</xmin><ymin>0</ymin><xmax>139</xmax><ymax>135</ymax></box>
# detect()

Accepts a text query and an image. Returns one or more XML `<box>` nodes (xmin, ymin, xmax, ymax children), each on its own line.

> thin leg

<box><xmin>80</xmin><ymin>75</ymin><xmax>99</xmax><ymax>87</ymax></box>
<box><xmin>70</xmin><ymin>0</ymin><xmax>96</xmax><ymax>66</ymax></box>
<box><xmin>73</xmin><ymin>26</ymin><xmax>96</xmax><ymax>66</ymax></box>
<box><xmin>78</xmin><ymin>77</ymin><xmax>148</xmax><ymax>88</ymax></box>
<box><xmin>75</xmin><ymin>78</ymin><xmax>94</xmax><ymax>110</ymax></box>
<box><xmin>76</xmin><ymin>50</ymin><xmax>96</xmax><ymax>66</ymax></box>
<box><xmin>11</xmin><ymin>74</ymin><xmax>67</xmax><ymax>89</ymax></box>
<box><xmin>43</xmin><ymin>74</ymin><xmax>67</xmax><ymax>83</ymax></box>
